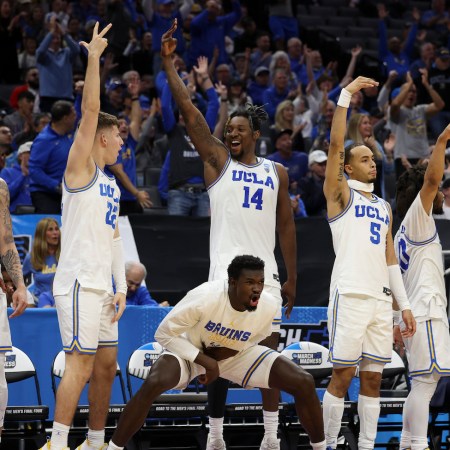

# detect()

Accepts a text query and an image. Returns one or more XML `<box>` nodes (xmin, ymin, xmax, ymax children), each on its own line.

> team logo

<box><xmin>143</xmin><ymin>351</ymin><xmax>160</xmax><ymax>367</ymax></box>
<box><xmin>4</xmin><ymin>353</ymin><xmax>16</xmax><ymax>369</ymax></box>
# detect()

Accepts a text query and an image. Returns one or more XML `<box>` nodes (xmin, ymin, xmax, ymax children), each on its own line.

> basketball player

<box><xmin>39</xmin><ymin>23</ymin><xmax>127</xmax><ymax>450</ymax></box>
<box><xmin>322</xmin><ymin>76</ymin><xmax>416</xmax><ymax>450</ymax></box>
<box><xmin>0</xmin><ymin>180</ymin><xmax>28</xmax><ymax>443</ymax></box>
<box><xmin>106</xmin><ymin>255</ymin><xmax>325</xmax><ymax>450</ymax></box>
<box><xmin>161</xmin><ymin>20</ymin><xmax>297</xmax><ymax>450</ymax></box>
<box><xmin>394</xmin><ymin>123</ymin><xmax>450</xmax><ymax>450</ymax></box>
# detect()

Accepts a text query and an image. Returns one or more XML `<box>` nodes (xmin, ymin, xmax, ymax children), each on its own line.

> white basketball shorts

<box><xmin>55</xmin><ymin>280</ymin><xmax>118</xmax><ymax>354</ymax></box>
<box><xmin>328</xmin><ymin>290</ymin><xmax>392</xmax><ymax>366</ymax></box>
<box><xmin>0</xmin><ymin>292</ymin><xmax>12</xmax><ymax>352</ymax></box>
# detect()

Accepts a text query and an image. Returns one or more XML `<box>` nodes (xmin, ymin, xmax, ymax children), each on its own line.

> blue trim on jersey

<box><xmin>361</xmin><ymin>352</ymin><xmax>391</xmax><ymax>363</ymax></box>
<box><xmin>403</xmin><ymin>230</ymin><xmax>438</xmax><ymax>247</ymax></box>
<box><xmin>241</xmin><ymin>348</ymin><xmax>275</xmax><ymax>388</ymax></box>
<box><xmin>238</xmin><ymin>157</ymin><xmax>265</xmax><ymax>169</ymax></box>
<box><xmin>268</xmin><ymin>160</ymin><xmax>279</xmax><ymax>183</ymax></box>
<box><xmin>327</xmin><ymin>189</ymin><xmax>354</xmax><ymax>223</ymax></box>
<box><xmin>64</xmin><ymin>166</ymin><xmax>99</xmax><ymax>193</ymax></box>
<box><xmin>97</xmin><ymin>164</ymin><xmax>116</xmax><ymax>181</ymax></box>
<box><xmin>409</xmin><ymin>320</ymin><xmax>450</xmax><ymax>377</ymax></box>
<box><xmin>207</xmin><ymin>156</ymin><xmax>231</xmax><ymax>191</ymax></box>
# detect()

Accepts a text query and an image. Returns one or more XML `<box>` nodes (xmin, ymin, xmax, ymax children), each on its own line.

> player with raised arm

<box><xmin>161</xmin><ymin>20</ymin><xmax>297</xmax><ymax>450</ymax></box>
<box><xmin>322</xmin><ymin>76</ymin><xmax>416</xmax><ymax>450</ymax></box>
<box><xmin>0</xmin><ymin>180</ymin><xmax>28</xmax><ymax>444</ymax></box>
<box><xmin>106</xmin><ymin>255</ymin><xmax>325</xmax><ymax>450</ymax></box>
<box><xmin>394</xmin><ymin>124</ymin><xmax>450</xmax><ymax>450</ymax></box>
<box><xmin>39</xmin><ymin>23</ymin><xmax>127</xmax><ymax>450</ymax></box>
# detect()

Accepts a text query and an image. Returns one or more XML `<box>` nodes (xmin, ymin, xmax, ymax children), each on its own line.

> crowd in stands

<box><xmin>0</xmin><ymin>0</ymin><xmax>449</xmax><ymax>302</ymax></box>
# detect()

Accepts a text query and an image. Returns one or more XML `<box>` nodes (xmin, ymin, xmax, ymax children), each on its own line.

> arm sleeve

<box><xmin>63</xmin><ymin>33</ymin><xmax>81</xmax><ymax>58</ymax></box>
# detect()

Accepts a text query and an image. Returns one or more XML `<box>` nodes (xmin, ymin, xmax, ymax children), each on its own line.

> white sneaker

<box><xmin>38</xmin><ymin>442</ymin><xmax>70</xmax><ymax>450</ymax></box>
<box><xmin>206</xmin><ymin>435</ymin><xmax>227</xmax><ymax>450</ymax></box>
<box><xmin>75</xmin><ymin>439</ymin><xmax>108</xmax><ymax>450</ymax></box>
<box><xmin>259</xmin><ymin>436</ymin><xmax>281</xmax><ymax>450</ymax></box>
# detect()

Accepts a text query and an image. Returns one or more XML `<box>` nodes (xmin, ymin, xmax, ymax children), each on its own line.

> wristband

<box><xmin>388</xmin><ymin>264</ymin><xmax>410</xmax><ymax>311</ymax></box>
<box><xmin>393</xmin><ymin>310</ymin><xmax>401</xmax><ymax>326</ymax></box>
<box><xmin>337</xmin><ymin>88</ymin><xmax>352</xmax><ymax>108</ymax></box>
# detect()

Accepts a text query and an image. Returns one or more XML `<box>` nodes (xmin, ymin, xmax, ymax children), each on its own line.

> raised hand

<box><xmin>193</xmin><ymin>56</ymin><xmax>209</xmax><ymax>78</ymax></box>
<box><xmin>345</xmin><ymin>76</ymin><xmax>378</xmax><ymax>95</ymax></box>
<box><xmin>351</xmin><ymin>45</ymin><xmax>362</xmax><ymax>57</ymax></box>
<box><xmin>161</xmin><ymin>19</ymin><xmax>178</xmax><ymax>57</ymax></box>
<box><xmin>418</xmin><ymin>67</ymin><xmax>430</xmax><ymax>87</ymax></box>
<box><xmin>80</xmin><ymin>22</ymin><xmax>112</xmax><ymax>58</ymax></box>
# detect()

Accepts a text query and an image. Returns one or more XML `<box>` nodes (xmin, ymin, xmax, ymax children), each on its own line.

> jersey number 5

<box><xmin>242</xmin><ymin>187</ymin><xmax>263</xmax><ymax>210</ymax></box>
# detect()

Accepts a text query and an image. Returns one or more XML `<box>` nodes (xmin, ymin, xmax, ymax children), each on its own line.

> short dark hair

<box><xmin>227</xmin><ymin>103</ymin><xmax>268</xmax><ymax>134</ymax></box>
<box><xmin>18</xmin><ymin>90</ymin><xmax>35</xmax><ymax>102</ymax></box>
<box><xmin>344</xmin><ymin>142</ymin><xmax>365</xmax><ymax>166</ymax></box>
<box><xmin>395</xmin><ymin>164</ymin><xmax>426</xmax><ymax>218</ymax></box>
<box><xmin>97</xmin><ymin>111</ymin><xmax>119</xmax><ymax>132</ymax></box>
<box><xmin>227</xmin><ymin>255</ymin><xmax>265</xmax><ymax>280</ymax></box>
<box><xmin>51</xmin><ymin>100</ymin><xmax>74</xmax><ymax>122</ymax></box>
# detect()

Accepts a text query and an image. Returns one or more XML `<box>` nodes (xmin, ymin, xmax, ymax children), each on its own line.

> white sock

<box><xmin>400</xmin><ymin>430</ymin><xmax>411</xmax><ymax>450</ymax></box>
<box><xmin>263</xmin><ymin>410</ymin><xmax>279</xmax><ymax>440</ymax></box>
<box><xmin>209</xmin><ymin>417</ymin><xmax>224</xmax><ymax>440</ymax></box>
<box><xmin>107</xmin><ymin>442</ymin><xmax>124</xmax><ymax>450</ymax></box>
<box><xmin>322</xmin><ymin>390</ymin><xmax>345</xmax><ymax>449</ymax></box>
<box><xmin>358</xmin><ymin>394</ymin><xmax>380</xmax><ymax>450</ymax></box>
<box><xmin>311</xmin><ymin>439</ymin><xmax>327</xmax><ymax>450</ymax></box>
<box><xmin>411</xmin><ymin>436</ymin><xmax>429</xmax><ymax>450</ymax></box>
<box><xmin>50</xmin><ymin>422</ymin><xmax>71</xmax><ymax>450</ymax></box>
<box><xmin>88</xmin><ymin>428</ymin><xmax>105</xmax><ymax>448</ymax></box>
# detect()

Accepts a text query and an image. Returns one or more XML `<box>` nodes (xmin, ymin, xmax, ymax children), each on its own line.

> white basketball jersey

<box><xmin>394</xmin><ymin>194</ymin><xmax>448</xmax><ymax>323</ymax></box>
<box><xmin>53</xmin><ymin>166</ymin><xmax>120</xmax><ymax>295</ymax></box>
<box><xmin>329</xmin><ymin>189</ymin><xmax>391</xmax><ymax>301</ymax></box>
<box><xmin>208</xmin><ymin>157</ymin><xmax>281</xmax><ymax>288</ymax></box>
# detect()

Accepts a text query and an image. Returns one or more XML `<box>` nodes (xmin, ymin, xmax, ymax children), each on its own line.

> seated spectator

<box><xmin>3</xmin><ymin>91</ymin><xmax>35</xmax><ymax>137</ymax></box>
<box><xmin>0</xmin><ymin>141</ymin><xmax>32</xmax><ymax>213</ymax></box>
<box><xmin>1</xmin><ymin>264</ymin><xmax>35</xmax><ymax>308</ymax></box>
<box><xmin>267</xmin><ymin>129</ymin><xmax>308</xmax><ymax>194</ymax></box>
<box><xmin>298</xmin><ymin>150</ymin><xmax>327</xmax><ymax>217</ymax></box>
<box><xmin>13</xmin><ymin>112</ymin><xmax>50</xmax><ymax>148</ymax></box>
<box><xmin>269</xmin><ymin>50</ymin><xmax>298</xmax><ymax>92</ymax></box>
<box><xmin>22</xmin><ymin>217</ymin><xmax>60</xmax><ymax>302</ymax></box>
<box><xmin>263</xmin><ymin>68</ymin><xmax>291</xmax><ymax>122</ymax></box>
<box><xmin>29</xmin><ymin>100</ymin><xmax>76</xmax><ymax>214</ymax></box>
<box><xmin>125</xmin><ymin>261</ymin><xmax>169</xmax><ymax>306</ymax></box>
<box><xmin>271</xmin><ymin>100</ymin><xmax>305</xmax><ymax>152</ymax></box>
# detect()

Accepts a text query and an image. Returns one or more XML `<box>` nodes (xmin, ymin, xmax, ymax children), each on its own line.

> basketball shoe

<box><xmin>75</xmin><ymin>439</ymin><xmax>108</xmax><ymax>450</ymax></box>
<box><xmin>206</xmin><ymin>434</ymin><xmax>227</xmax><ymax>450</ymax></box>
<box><xmin>259</xmin><ymin>436</ymin><xmax>281</xmax><ymax>450</ymax></box>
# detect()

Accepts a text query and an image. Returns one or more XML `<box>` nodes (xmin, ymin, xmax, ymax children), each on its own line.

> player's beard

<box><xmin>245</xmin><ymin>304</ymin><xmax>257</xmax><ymax>312</ymax></box>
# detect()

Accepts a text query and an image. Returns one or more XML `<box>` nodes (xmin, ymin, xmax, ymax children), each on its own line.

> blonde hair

<box><xmin>30</xmin><ymin>218</ymin><xmax>61</xmax><ymax>271</ymax></box>
<box><xmin>345</xmin><ymin>113</ymin><xmax>382</xmax><ymax>160</ymax></box>
<box><xmin>274</xmin><ymin>100</ymin><xmax>294</xmax><ymax>131</ymax></box>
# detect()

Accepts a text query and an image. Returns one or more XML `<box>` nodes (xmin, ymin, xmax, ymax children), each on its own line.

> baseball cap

<box><xmin>17</xmin><ymin>141</ymin><xmax>32</xmax><ymax>156</ymax></box>
<box><xmin>255</xmin><ymin>66</ymin><xmax>270</xmax><ymax>77</ymax></box>
<box><xmin>275</xmin><ymin>128</ymin><xmax>292</xmax><ymax>143</ymax></box>
<box><xmin>107</xmin><ymin>80</ymin><xmax>126</xmax><ymax>92</ymax></box>
<box><xmin>157</xmin><ymin>0</ymin><xmax>174</xmax><ymax>4</ymax></box>
<box><xmin>437</xmin><ymin>47</ymin><xmax>450</xmax><ymax>59</ymax></box>
<box><xmin>308</xmin><ymin>150</ymin><xmax>327</xmax><ymax>167</ymax></box>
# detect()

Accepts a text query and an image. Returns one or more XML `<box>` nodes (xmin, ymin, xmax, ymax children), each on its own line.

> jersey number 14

<box><xmin>242</xmin><ymin>187</ymin><xmax>263</xmax><ymax>210</ymax></box>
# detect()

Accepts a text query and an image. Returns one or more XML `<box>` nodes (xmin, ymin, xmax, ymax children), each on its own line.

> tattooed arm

<box><xmin>323</xmin><ymin>76</ymin><xmax>378</xmax><ymax>218</ymax></box>
<box><xmin>161</xmin><ymin>19</ymin><xmax>228</xmax><ymax>187</ymax></box>
<box><xmin>0</xmin><ymin>180</ymin><xmax>27</xmax><ymax>318</ymax></box>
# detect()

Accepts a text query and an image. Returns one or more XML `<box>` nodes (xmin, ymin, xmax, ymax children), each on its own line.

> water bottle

<box><xmin>259</xmin><ymin>140</ymin><xmax>267</xmax><ymax>157</ymax></box>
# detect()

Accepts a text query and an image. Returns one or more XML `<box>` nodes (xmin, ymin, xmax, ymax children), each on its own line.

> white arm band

<box><xmin>388</xmin><ymin>265</ymin><xmax>410</xmax><ymax>311</ymax></box>
<box><xmin>393</xmin><ymin>310</ymin><xmax>401</xmax><ymax>326</ymax></box>
<box><xmin>112</xmin><ymin>237</ymin><xmax>127</xmax><ymax>295</ymax></box>
<box><xmin>337</xmin><ymin>88</ymin><xmax>352</xmax><ymax>108</ymax></box>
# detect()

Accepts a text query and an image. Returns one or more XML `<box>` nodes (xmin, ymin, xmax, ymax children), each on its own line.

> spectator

<box><xmin>267</xmin><ymin>129</ymin><xmax>308</xmax><ymax>194</ymax></box>
<box><xmin>3</xmin><ymin>91</ymin><xmax>35</xmax><ymax>136</ymax></box>
<box><xmin>129</xmin><ymin>31</ymin><xmax>155</xmax><ymax>76</ymax></box>
<box><xmin>421</xmin><ymin>0</ymin><xmax>449</xmax><ymax>35</ymax></box>
<box><xmin>9</xmin><ymin>67</ymin><xmax>40</xmax><ymax>113</ymax></box>
<box><xmin>0</xmin><ymin>141</ymin><xmax>32</xmax><ymax>213</ymax></box>
<box><xmin>435</xmin><ymin>178</ymin><xmax>450</xmax><ymax>220</ymax></box>
<box><xmin>13</xmin><ymin>112</ymin><xmax>50</xmax><ymax>148</ymax></box>
<box><xmin>158</xmin><ymin>57</ymin><xmax>217</xmax><ymax>216</ymax></box>
<box><xmin>268</xmin><ymin>0</ymin><xmax>299</xmax><ymax>50</ymax></box>
<box><xmin>189</xmin><ymin>0</ymin><xmax>241</xmax><ymax>70</ymax></box>
<box><xmin>269</xmin><ymin>50</ymin><xmax>299</xmax><ymax>91</ymax></box>
<box><xmin>106</xmin><ymin>76</ymin><xmax>152</xmax><ymax>215</ymax></box>
<box><xmin>298</xmin><ymin>150</ymin><xmax>328</xmax><ymax>217</ymax></box>
<box><xmin>378</xmin><ymin>4</ymin><xmax>420</xmax><ymax>79</ymax></box>
<box><xmin>125</xmin><ymin>261</ymin><xmax>169</xmax><ymax>306</ymax></box>
<box><xmin>263</xmin><ymin>68</ymin><xmax>291</xmax><ymax>122</ymax></box>
<box><xmin>249</xmin><ymin>31</ymin><xmax>273</xmax><ymax>74</ymax></box>
<box><xmin>293</xmin><ymin>94</ymin><xmax>313</xmax><ymax>152</ymax></box>
<box><xmin>18</xmin><ymin>35</ymin><xmax>38</xmax><ymax>71</ymax></box>
<box><xmin>226</xmin><ymin>78</ymin><xmax>252</xmax><ymax>115</ymax></box>
<box><xmin>0</xmin><ymin>0</ymin><xmax>21</xmax><ymax>83</ymax></box>
<box><xmin>389</xmin><ymin>70</ymin><xmax>444</xmax><ymax>179</ymax></box>
<box><xmin>247</xmin><ymin>66</ymin><xmax>270</xmax><ymax>107</ymax></box>
<box><xmin>311</xmin><ymin>99</ymin><xmax>336</xmax><ymax>152</ymax></box>
<box><xmin>29</xmin><ymin>100</ymin><xmax>76</xmax><ymax>214</ymax></box>
<box><xmin>344</xmin><ymin>113</ymin><xmax>387</xmax><ymax>199</ymax></box>
<box><xmin>271</xmin><ymin>99</ymin><xmax>305</xmax><ymax>152</ymax></box>
<box><xmin>233</xmin><ymin>16</ymin><xmax>258</xmax><ymax>54</ymax></box>
<box><xmin>0</xmin><ymin>263</ymin><xmax>35</xmax><ymax>308</ymax></box>
<box><xmin>0</xmin><ymin>125</ymin><xmax>13</xmax><ymax>160</ymax></box>
<box><xmin>22</xmin><ymin>217</ymin><xmax>60</xmax><ymax>302</ymax></box>
<box><xmin>410</xmin><ymin>42</ymin><xmax>435</xmax><ymax>81</ymax></box>
<box><xmin>214</xmin><ymin>63</ymin><xmax>232</xmax><ymax>86</ymax></box>
<box><xmin>428</xmin><ymin>47</ymin><xmax>450</xmax><ymax>139</ymax></box>
<box><xmin>36</xmin><ymin>14</ymin><xmax>80</xmax><ymax>112</ymax></box>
